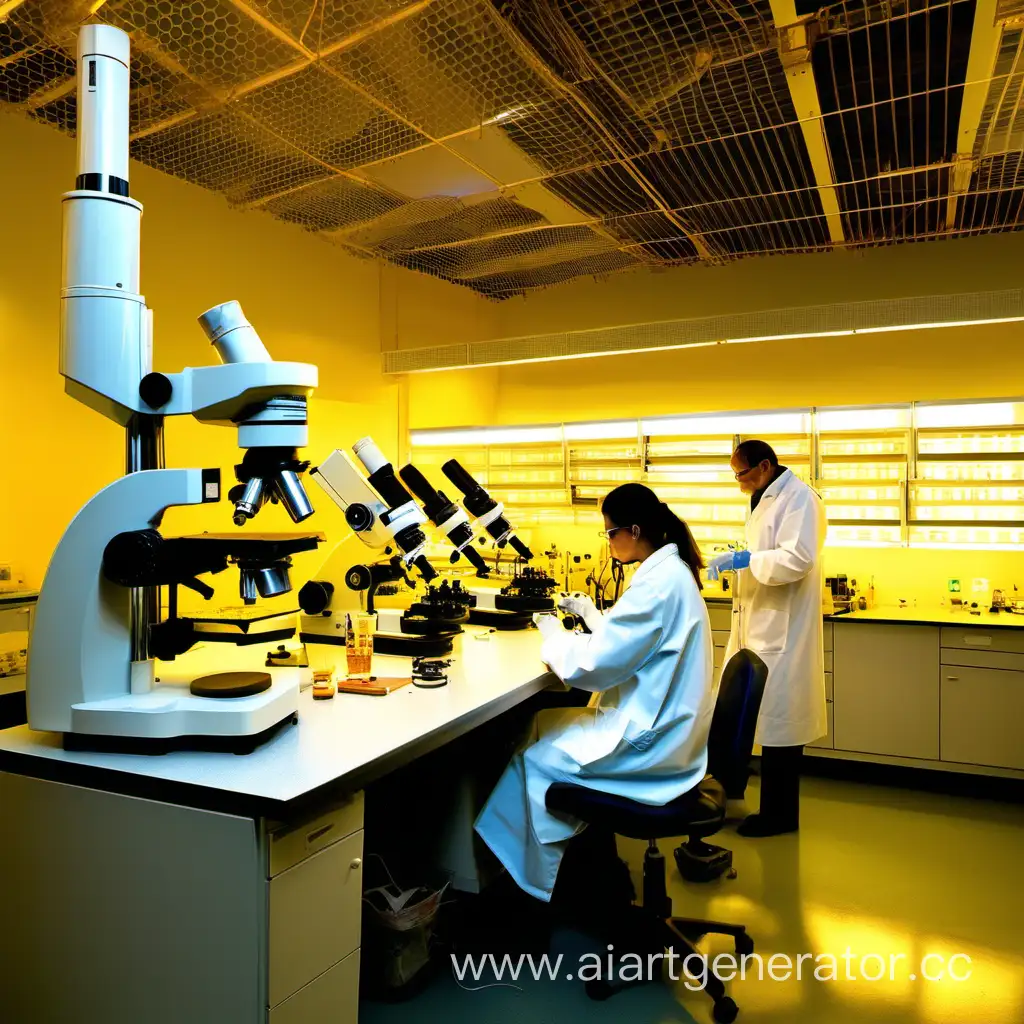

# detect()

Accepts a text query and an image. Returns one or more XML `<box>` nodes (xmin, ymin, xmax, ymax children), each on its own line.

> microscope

<box><xmin>26</xmin><ymin>25</ymin><xmax>322</xmax><ymax>750</ymax></box>
<box><xmin>429</xmin><ymin>461</ymin><xmax>557</xmax><ymax>628</ymax></box>
<box><xmin>299</xmin><ymin>439</ymin><xmax>467</xmax><ymax>662</ymax></box>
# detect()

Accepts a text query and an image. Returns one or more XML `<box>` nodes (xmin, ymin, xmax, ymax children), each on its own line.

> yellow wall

<box><xmin>0</xmin><ymin>112</ymin><xmax>482</xmax><ymax>597</ymax></box>
<box><xmin>404</xmin><ymin>233</ymin><xmax>1024</xmax><ymax>604</ymax></box>
<box><xmin>406</xmin><ymin>232</ymin><xmax>1024</xmax><ymax>428</ymax></box>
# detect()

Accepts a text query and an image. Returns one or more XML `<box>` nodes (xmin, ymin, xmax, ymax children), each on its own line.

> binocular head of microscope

<box><xmin>195</xmin><ymin>301</ymin><xmax>316</xmax><ymax>529</ymax></box>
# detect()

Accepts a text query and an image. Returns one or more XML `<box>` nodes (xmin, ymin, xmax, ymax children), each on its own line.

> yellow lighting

<box><xmin>818</xmin><ymin>407</ymin><xmax>913</xmax><ymax>431</ymax></box>
<box><xmin>403</xmin><ymin>315</ymin><xmax>1024</xmax><ymax>372</ymax></box>
<box><xmin>410</xmin><ymin>341</ymin><xmax>722</xmax><ymax>372</ymax></box>
<box><xmin>854</xmin><ymin>316</ymin><xmax>1024</xmax><ymax>334</ymax></box>
<box><xmin>725</xmin><ymin>330</ymin><xmax>854</xmax><ymax>343</ymax></box>
<box><xmin>643</xmin><ymin>411</ymin><xmax>811</xmax><ymax>437</ymax></box>
<box><xmin>916</xmin><ymin>402</ymin><xmax>1021</xmax><ymax>428</ymax></box>
<box><xmin>563</xmin><ymin>421</ymin><xmax>637</xmax><ymax>440</ymax></box>
<box><xmin>411</xmin><ymin>425</ymin><xmax>562</xmax><ymax>446</ymax></box>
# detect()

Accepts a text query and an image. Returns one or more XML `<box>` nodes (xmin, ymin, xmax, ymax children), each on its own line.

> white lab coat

<box><xmin>723</xmin><ymin>469</ymin><xmax>828</xmax><ymax>747</ymax></box>
<box><xmin>474</xmin><ymin>543</ymin><xmax>716</xmax><ymax>901</ymax></box>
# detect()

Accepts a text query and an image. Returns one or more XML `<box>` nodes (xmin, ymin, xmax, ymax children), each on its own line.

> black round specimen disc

<box><xmin>190</xmin><ymin>671</ymin><xmax>273</xmax><ymax>699</ymax></box>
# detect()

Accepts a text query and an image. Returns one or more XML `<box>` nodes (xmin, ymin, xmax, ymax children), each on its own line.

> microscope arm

<box><xmin>137</xmin><ymin>361</ymin><xmax>318</xmax><ymax>422</ymax></box>
<box><xmin>27</xmin><ymin>468</ymin><xmax>220</xmax><ymax>734</ymax></box>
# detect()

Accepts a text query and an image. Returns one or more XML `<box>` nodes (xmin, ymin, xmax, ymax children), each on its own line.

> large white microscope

<box><xmin>26</xmin><ymin>25</ymin><xmax>322</xmax><ymax>751</ymax></box>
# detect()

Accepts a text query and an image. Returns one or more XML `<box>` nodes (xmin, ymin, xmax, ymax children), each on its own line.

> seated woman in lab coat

<box><xmin>475</xmin><ymin>483</ymin><xmax>717</xmax><ymax>903</ymax></box>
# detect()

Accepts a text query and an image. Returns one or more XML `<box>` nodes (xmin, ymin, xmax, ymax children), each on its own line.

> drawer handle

<box><xmin>305</xmin><ymin>823</ymin><xmax>335</xmax><ymax>846</ymax></box>
<box><xmin>946</xmin><ymin>676</ymin><xmax>960</xmax><ymax>681</ymax></box>
<box><xmin>350</xmin><ymin>858</ymin><xmax>362</xmax><ymax>870</ymax></box>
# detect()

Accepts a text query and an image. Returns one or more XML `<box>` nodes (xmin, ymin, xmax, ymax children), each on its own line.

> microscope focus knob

<box><xmin>298</xmin><ymin>580</ymin><xmax>334</xmax><ymax>616</ymax></box>
<box><xmin>139</xmin><ymin>372</ymin><xmax>173</xmax><ymax>409</ymax></box>
<box><xmin>345</xmin><ymin>565</ymin><xmax>373</xmax><ymax>592</ymax></box>
<box><xmin>103</xmin><ymin>529</ymin><xmax>164</xmax><ymax>586</ymax></box>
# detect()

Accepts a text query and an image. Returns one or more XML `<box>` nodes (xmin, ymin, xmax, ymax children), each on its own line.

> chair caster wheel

<box><xmin>713</xmin><ymin>996</ymin><xmax>739</xmax><ymax>1022</ymax></box>
<box><xmin>586</xmin><ymin>980</ymin><xmax>614</xmax><ymax>1001</ymax></box>
<box><xmin>735</xmin><ymin>932</ymin><xmax>755</xmax><ymax>956</ymax></box>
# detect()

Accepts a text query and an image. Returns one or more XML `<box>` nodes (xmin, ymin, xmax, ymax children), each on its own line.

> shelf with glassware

<box><xmin>815</xmin><ymin>427</ymin><xmax>911</xmax><ymax>546</ymax></box>
<box><xmin>909</xmin><ymin>424</ymin><xmax>1024</xmax><ymax>547</ymax></box>
<box><xmin>568</xmin><ymin>438</ymin><xmax>643</xmax><ymax>510</ymax></box>
<box><xmin>643</xmin><ymin>435</ymin><xmax>748</xmax><ymax>550</ymax></box>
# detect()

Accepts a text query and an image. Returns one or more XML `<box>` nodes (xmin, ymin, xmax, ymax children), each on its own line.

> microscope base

<box><xmin>62</xmin><ymin>676</ymin><xmax>299</xmax><ymax>750</ymax></box>
<box><xmin>373</xmin><ymin>631</ymin><xmax>456</xmax><ymax>658</ymax></box>
<box><xmin>63</xmin><ymin>712</ymin><xmax>297</xmax><ymax>755</ymax></box>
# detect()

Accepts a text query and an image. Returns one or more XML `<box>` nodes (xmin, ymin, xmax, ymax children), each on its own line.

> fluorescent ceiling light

<box><xmin>915</xmin><ymin>402</ymin><xmax>1020</xmax><ymax>428</ymax></box>
<box><xmin>725</xmin><ymin>330</ymin><xmax>854</xmax><ymax>344</ymax></box>
<box><xmin>854</xmin><ymin>317</ymin><xmax>1024</xmax><ymax>334</ymax></box>
<box><xmin>563</xmin><ymin>421</ymin><xmax>637</xmax><ymax>440</ymax></box>
<box><xmin>411</xmin><ymin>425</ymin><xmax>562</xmax><ymax>447</ymax></box>
<box><xmin>413</xmin><ymin>341</ymin><xmax>723</xmax><ymax>373</ymax></box>
<box><xmin>643</xmin><ymin>411</ymin><xmax>811</xmax><ymax>437</ymax></box>
<box><xmin>817</xmin><ymin>407</ymin><xmax>912</xmax><ymax>431</ymax></box>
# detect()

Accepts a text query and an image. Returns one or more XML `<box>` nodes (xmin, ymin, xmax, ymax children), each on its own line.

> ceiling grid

<box><xmin>1</xmin><ymin>0</ymin><xmax>1020</xmax><ymax>297</ymax></box>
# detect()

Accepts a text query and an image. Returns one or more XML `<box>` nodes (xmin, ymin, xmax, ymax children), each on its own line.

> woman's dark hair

<box><xmin>601</xmin><ymin>483</ymin><xmax>705</xmax><ymax>589</ymax></box>
<box><xmin>733</xmin><ymin>439</ymin><xmax>779</xmax><ymax>469</ymax></box>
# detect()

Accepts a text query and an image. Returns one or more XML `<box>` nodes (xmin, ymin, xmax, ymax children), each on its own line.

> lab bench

<box><xmin>706</xmin><ymin>596</ymin><xmax>1024</xmax><ymax>778</ymax></box>
<box><xmin>0</xmin><ymin>628</ymin><xmax>553</xmax><ymax>1024</ymax></box>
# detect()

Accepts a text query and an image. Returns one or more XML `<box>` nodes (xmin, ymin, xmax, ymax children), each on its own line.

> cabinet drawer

<box><xmin>707</xmin><ymin>604</ymin><xmax>732</xmax><ymax>631</ymax></box>
<box><xmin>269</xmin><ymin>830</ymin><xmax>364</xmax><ymax>1007</ymax></box>
<box><xmin>940</xmin><ymin>667</ymin><xmax>1024</xmax><ymax>770</ymax></box>
<box><xmin>941</xmin><ymin>647</ymin><xmax>1024</xmax><ymax>673</ymax></box>
<box><xmin>269</xmin><ymin>792</ymin><xmax>364</xmax><ymax>877</ymax></box>
<box><xmin>712</xmin><ymin>630</ymin><xmax>731</xmax><ymax>649</ymax></box>
<box><xmin>823</xmin><ymin>623</ymin><xmax>833</xmax><ymax>653</ymax></box>
<box><xmin>270</xmin><ymin>950</ymin><xmax>359</xmax><ymax>1024</ymax></box>
<box><xmin>939</xmin><ymin>627</ymin><xmax>1024</xmax><ymax>656</ymax></box>
<box><xmin>824</xmin><ymin>650</ymin><xmax>833</xmax><ymax>674</ymax></box>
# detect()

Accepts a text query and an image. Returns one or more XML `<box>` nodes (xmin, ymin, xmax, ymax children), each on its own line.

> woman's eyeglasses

<box><xmin>598</xmin><ymin>526</ymin><xmax>629</xmax><ymax>540</ymax></box>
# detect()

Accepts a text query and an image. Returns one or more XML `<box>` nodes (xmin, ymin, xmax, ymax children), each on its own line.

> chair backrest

<box><xmin>706</xmin><ymin>649</ymin><xmax>768</xmax><ymax>791</ymax></box>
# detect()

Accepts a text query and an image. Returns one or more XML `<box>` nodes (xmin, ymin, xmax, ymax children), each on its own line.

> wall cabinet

<box><xmin>833</xmin><ymin>623</ymin><xmax>939</xmax><ymax>760</ymax></box>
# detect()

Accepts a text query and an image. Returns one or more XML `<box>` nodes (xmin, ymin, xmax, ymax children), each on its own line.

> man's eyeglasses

<box><xmin>734</xmin><ymin>466</ymin><xmax>757</xmax><ymax>481</ymax></box>
<box><xmin>598</xmin><ymin>526</ymin><xmax>629</xmax><ymax>540</ymax></box>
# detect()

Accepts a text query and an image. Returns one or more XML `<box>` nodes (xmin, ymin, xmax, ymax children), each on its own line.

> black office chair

<box><xmin>546</xmin><ymin>649</ymin><xmax>769</xmax><ymax>1024</ymax></box>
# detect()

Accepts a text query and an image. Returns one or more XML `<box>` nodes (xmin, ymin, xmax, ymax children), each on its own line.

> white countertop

<box><xmin>703</xmin><ymin>593</ymin><xmax>1024</xmax><ymax>630</ymax></box>
<box><xmin>0</xmin><ymin>626</ymin><xmax>554</xmax><ymax>806</ymax></box>
<box><xmin>827</xmin><ymin>605</ymin><xmax>1024</xmax><ymax>629</ymax></box>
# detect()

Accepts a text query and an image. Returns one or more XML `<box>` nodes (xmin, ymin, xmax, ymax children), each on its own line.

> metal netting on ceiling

<box><xmin>3</xmin><ymin>0</ymin><xmax>1024</xmax><ymax>297</ymax></box>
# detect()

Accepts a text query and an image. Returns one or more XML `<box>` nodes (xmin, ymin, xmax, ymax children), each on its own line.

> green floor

<box><xmin>362</xmin><ymin>772</ymin><xmax>1024</xmax><ymax>1024</ymax></box>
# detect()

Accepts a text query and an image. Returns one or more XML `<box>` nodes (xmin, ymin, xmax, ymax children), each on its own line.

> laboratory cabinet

<box><xmin>0</xmin><ymin>770</ymin><xmax>365</xmax><ymax>1024</ymax></box>
<box><xmin>939</xmin><ymin>628</ymin><xmax>1024</xmax><ymax>771</ymax></box>
<box><xmin>832</xmin><ymin>623</ymin><xmax>940</xmax><ymax>760</ymax></box>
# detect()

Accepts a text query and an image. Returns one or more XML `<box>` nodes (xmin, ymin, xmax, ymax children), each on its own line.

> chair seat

<box><xmin>546</xmin><ymin>776</ymin><xmax>727</xmax><ymax>840</ymax></box>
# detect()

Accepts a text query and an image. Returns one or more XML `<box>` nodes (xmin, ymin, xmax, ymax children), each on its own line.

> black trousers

<box><xmin>758</xmin><ymin>744</ymin><xmax>804</xmax><ymax>827</ymax></box>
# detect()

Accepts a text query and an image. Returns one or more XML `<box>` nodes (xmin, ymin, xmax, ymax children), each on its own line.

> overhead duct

<box><xmin>381</xmin><ymin>287</ymin><xmax>1024</xmax><ymax>373</ymax></box>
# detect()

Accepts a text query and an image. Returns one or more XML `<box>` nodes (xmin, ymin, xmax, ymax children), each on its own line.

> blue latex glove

<box><xmin>706</xmin><ymin>549</ymin><xmax>751</xmax><ymax>581</ymax></box>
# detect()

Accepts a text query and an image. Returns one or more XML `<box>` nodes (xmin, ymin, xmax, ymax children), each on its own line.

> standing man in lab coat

<box><xmin>707</xmin><ymin>440</ymin><xmax>827</xmax><ymax>837</ymax></box>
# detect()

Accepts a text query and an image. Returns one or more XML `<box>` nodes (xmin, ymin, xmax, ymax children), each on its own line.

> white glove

<box><xmin>532</xmin><ymin>612</ymin><xmax>562</xmax><ymax>641</ymax></box>
<box><xmin>556</xmin><ymin>592</ymin><xmax>602</xmax><ymax>632</ymax></box>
